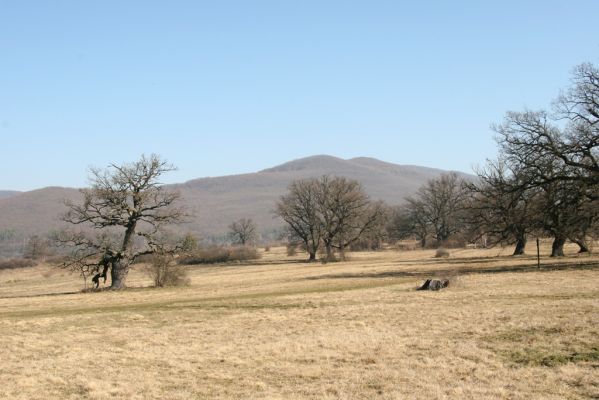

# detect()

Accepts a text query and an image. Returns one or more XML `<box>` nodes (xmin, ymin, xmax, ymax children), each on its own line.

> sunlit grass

<box><xmin>0</xmin><ymin>242</ymin><xmax>598</xmax><ymax>399</ymax></box>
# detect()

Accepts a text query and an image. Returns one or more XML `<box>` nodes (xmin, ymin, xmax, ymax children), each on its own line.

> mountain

<box><xmin>0</xmin><ymin>155</ymin><xmax>473</xmax><ymax>238</ymax></box>
<box><xmin>0</xmin><ymin>191</ymin><xmax>21</xmax><ymax>200</ymax></box>
<box><xmin>0</xmin><ymin>187</ymin><xmax>81</xmax><ymax>236</ymax></box>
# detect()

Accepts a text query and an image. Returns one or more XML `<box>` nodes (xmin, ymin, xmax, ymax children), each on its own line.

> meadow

<box><xmin>0</xmin><ymin>242</ymin><xmax>598</xmax><ymax>399</ymax></box>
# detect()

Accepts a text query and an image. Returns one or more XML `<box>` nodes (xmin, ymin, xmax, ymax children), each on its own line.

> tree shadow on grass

<box><xmin>304</xmin><ymin>260</ymin><xmax>599</xmax><ymax>281</ymax></box>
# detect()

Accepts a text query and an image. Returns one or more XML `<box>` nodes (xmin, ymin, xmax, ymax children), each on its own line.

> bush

<box><xmin>434</xmin><ymin>248</ymin><xmax>450</xmax><ymax>258</ymax></box>
<box><xmin>180</xmin><ymin>233</ymin><xmax>199</xmax><ymax>252</ymax></box>
<box><xmin>179</xmin><ymin>246</ymin><xmax>261</xmax><ymax>265</ymax></box>
<box><xmin>145</xmin><ymin>255</ymin><xmax>190</xmax><ymax>287</ymax></box>
<box><xmin>0</xmin><ymin>258</ymin><xmax>37</xmax><ymax>270</ymax></box>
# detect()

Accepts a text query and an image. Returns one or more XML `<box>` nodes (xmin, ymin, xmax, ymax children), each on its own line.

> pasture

<box><xmin>1</xmin><ymin>243</ymin><xmax>598</xmax><ymax>399</ymax></box>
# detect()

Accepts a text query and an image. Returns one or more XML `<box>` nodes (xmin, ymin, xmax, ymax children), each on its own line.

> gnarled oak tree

<box><xmin>57</xmin><ymin>154</ymin><xmax>185</xmax><ymax>289</ymax></box>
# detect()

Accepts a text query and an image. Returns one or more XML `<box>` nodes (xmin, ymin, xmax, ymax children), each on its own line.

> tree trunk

<box><xmin>419</xmin><ymin>236</ymin><xmax>426</xmax><ymax>248</ymax></box>
<box><xmin>324</xmin><ymin>243</ymin><xmax>334</xmax><ymax>262</ymax></box>
<box><xmin>550</xmin><ymin>237</ymin><xmax>566</xmax><ymax>257</ymax></box>
<box><xmin>513</xmin><ymin>235</ymin><xmax>527</xmax><ymax>255</ymax></box>
<box><xmin>573</xmin><ymin>238</ymin><xmax>589</xmax><ymax>253</ymax></box>
<box><xmin>308</xmin><ymin>252</ymin><xmax>316</xmax><ymax>262</ymax></box>
<box><xmin>436</xmin><ymin>232</ymin><xmax>448</xmax><ymax>244</ymax></box>
<box><xmin>110</xmin><ymin>258</ymin><xmax>130</xmax><ymax>289</ymax></box>
<box><xmin>338</xmin><ymin>243</ymin><xmax>347</xmax><ymax>261</ymax></box>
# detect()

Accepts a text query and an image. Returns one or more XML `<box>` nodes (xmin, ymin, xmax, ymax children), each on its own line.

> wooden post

<box><xmin>537</xmin><ymin>238</ymin><xmax>541</xmax><ymax>269</ymax></box>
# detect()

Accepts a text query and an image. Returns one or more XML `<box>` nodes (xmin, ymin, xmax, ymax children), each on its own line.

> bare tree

<box><xmin>228</xmin><ymin>218</ymin><xmax>258</xmax><ymax>246</ymax></box>
<box><xmin>494</xmin><ymin>116</ymin><xmax>596</xmax><ymax>256</ymax></box>
<box><xmin>407</xmin><ymin>173</ymin><xmax>468</xmax><ymax>245</ymax></box>
<box><xmin>349</xmin><ymin>205</ymin><xmax>389</xmax><ymax>251</ymax></box>
<box><xmin>275</xmin><ymin>176</ymin><xmax>384</xmax><ymax>262</ymax></box>
<box><xmin>55</xmin><ymin>154</ymin><xmax>185</xmax><ymax>289</ymax></box>
<box><xmin>495</xmin><ymin>63</ymin><xmax>598</xmax><ymax>194</ymax></box>
<box><xmin>554</xmin><ymin>62</ymin><xmax>599</xmax><ymax>187</ymax></box>
<box><xmin>275</xmin><ymin>179</ymin><xmax>322</xmax><ymax>262</ymax></box>
<box><xmin>387</xmin><ymin>203</ymin><xmax>429</xmax><ymax>248</ymax></box>
<box><xmin>493</xmin><ymin>63</ymin><xmax>599</xmax><ymax>256</ymax></box>
<box><xmin>534</xmin><ymin>178</ymin><xmax>596</xmax><ymax>257</ymax></box>
<box><xmin>569</xmin><ymin>195</ymin><xmax>598</xmax><ymax>253</ymax></box>
<box><xmin>464</xmin><ymin>160</ymin><xmax>537</xmax><ymax>255</ymax></box>
<box><xmin>23</xmin><ymin>235</ymin><xmax>50</xmax><ymax>260</ymax></box>
<box><xmin>315</xmin><ymin>176</ymin><xmax>386</xmax><ymax>261</ymax></box>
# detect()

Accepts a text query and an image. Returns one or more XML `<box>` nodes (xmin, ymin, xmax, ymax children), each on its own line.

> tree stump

<box><xmin>418</xmin><ymin>279</ymin><xmax>449</xmax><ymax>291</ymax></box>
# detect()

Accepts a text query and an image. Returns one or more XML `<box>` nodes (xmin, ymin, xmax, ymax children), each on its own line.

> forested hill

<box><xmin>0</xmin><ymin>155</ymin><xmax>473</xmax><ymax>238</ymax></box>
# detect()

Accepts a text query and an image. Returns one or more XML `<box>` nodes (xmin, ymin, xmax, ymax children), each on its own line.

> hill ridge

<box><xmin>0</xmin><ymin>155</ymin><xmax>473</xmax><ymax>238</ymax></box>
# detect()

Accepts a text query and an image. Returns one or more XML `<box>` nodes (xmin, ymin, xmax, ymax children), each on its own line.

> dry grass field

<box><xmin>1</xmin><ymin>242</ymin><xmax>598</xmax><ymax>399</ymax></box>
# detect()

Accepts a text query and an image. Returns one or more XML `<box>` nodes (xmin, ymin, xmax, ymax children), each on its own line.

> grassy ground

<box><xmin>0</xmin><ymin>242</ymin><xmax>598</xmax><ymax>399</ymax></box>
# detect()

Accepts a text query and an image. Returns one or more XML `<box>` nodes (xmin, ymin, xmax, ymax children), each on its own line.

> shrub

<box><xmin>0</xmin><ymin>258</ymin><xmax>37</xmax><ymax>270</ymax></box>
<box><xmin>434</xmin><ymin>248</ymin><xmax>450</xmax><ymax>258</ymax></box>
<box><xmin>179</xmin><ymin>246</ymin><xmax>261</xmax><ymax>265</ymax></box>
<box><xmin>228</xmin><ymin>246</ymin><xmax>260</xmax><ymax>262</ymax></box>
<box><xmin>145</xmin><ymin>254</ymin><xmax>190</xmax><ymax>287</ymax></box>
<box><xmin>180</xmin><ymin>233</ymin><xmax>199</xmax><ymax>253</ymax></box>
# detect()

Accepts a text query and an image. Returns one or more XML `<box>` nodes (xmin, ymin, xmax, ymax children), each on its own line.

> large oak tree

<box><xmin>275</xmin><ymin>176</ymin><xmax>385</xmax><ymax>262</ymax></box>
<box><xmin>57</xmin><ymin>154</ymin><xmax>185</xmax><ymax>289</ymax></box>
<box><xmin>464</xmin><ymin>160</ymin><xmax>537</xmax><ymax>255</ymax></box>
<box><xmin>406</xmin><ymin>173</ymin><xmax>468</xmax><ymax>245</ymax></box>
<box><xmin>494</xmin><ymin>62</ymin><xmax>599</xmax><ymax>255</ymax></box>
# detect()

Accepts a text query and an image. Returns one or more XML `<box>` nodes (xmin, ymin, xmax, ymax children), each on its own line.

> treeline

<box><xmin>0</xmin><ymin>229</ymin><xmax>27</xmax><ymax>259</ymax></box>
<box><xmin>469</xmin><ymin>62</ymin><xmax>598</xmax><ymax>256</ymax></box>
<box><xmin>0</xmin><ymin>232</ymin><xmax>68</xmax><ymax>270</ymax></box>
<box><xmin>276</xmin><ymin>62</ymin><xmax>599</xmax><ymax>260</ymax></box>
<box><xmin>394</xmin><ymin>62</ymin><xmax>599</xmax><ymax>256</ymax></box>
<box><xmin>2</xmin><ymin>61</ymin><xmax>596</xmax><ymax>289</ymax></box>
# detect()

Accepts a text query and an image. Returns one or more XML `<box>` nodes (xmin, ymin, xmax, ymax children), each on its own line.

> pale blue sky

<box><xmin>1</xmin><ymin>1</ymin><xmax>598</xmax><ymax>191</ymax></box>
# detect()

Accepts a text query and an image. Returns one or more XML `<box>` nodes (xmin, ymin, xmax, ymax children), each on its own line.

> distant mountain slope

<box><xmin>0</xmin><ymin>187</ymin><xmax>81</xmax><ymax>236</ymax></box>
<box><xmin>0</xmin><ymin>155</ymin><xmax>473</xmax><ymax>238</ymax></box>
<box><xmin>0</xmin><ymin>191</ymin><xmax>21</xmax><ymax>200</ymax></box>
<box><xmin>173</xmin><ymin>155</ymin><xmax>472</xmax><ymax>236</ymax></box>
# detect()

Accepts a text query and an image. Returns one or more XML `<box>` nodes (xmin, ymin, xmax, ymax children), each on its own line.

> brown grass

<box><xmin>0</xmin><ymin>242</ymin><xmax>598</xmax><ymax>399</ymax></box>
<box><xmin>0</xmin><ymin>257</ymin><xmax>37</xmax><ymax>270</ymax></box>
<box><xmin>179</xmin><ymin>246</ymin><xmax>261</xmax><ymax>265</ymax></box>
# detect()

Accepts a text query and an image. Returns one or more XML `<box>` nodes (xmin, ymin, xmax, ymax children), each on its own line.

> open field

<box><xmin>1</xmin><ymin>242</ymin><xmax>598</xmax><ymax>399</ymax></box>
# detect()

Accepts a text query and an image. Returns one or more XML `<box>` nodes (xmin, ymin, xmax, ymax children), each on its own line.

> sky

<box><xmin>1</xmin><ymin>1</ymin><xmax>599</xmax><ymax>191</ymax></box>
